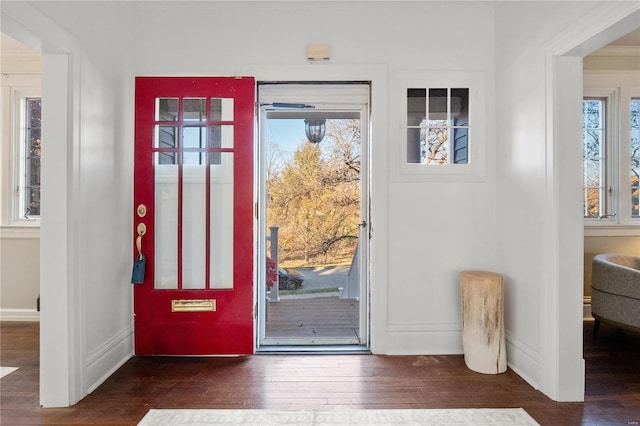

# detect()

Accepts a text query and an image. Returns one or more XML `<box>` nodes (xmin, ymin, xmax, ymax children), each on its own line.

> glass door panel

<box><xmin>154</xmin><ymin>163</ymin><xmax>178</xmax><ymax>290</ymax></box>
<box><xmin>182</xmin><ymin>163</ymin><xmax>206</xmax><ymax>290</ymax></box>
<box><xmin>210</xmin><ymin>153</ymin><xmax>234</xmax><ymax>289</ymax></box>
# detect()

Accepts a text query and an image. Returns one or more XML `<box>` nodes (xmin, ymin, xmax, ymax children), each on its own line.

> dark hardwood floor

<box><xmin>1</xmin><ymin>321</ymin><xmax>640</xmax><ymax>425</ymax></box>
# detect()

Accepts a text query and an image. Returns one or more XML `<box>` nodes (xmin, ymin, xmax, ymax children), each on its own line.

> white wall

<box><xmin>38</xmin><ymin>0</ymin><xmax>497</xmax><ymax>355</ymax></box>
<box><xmin>2</xmin><ymin>1</ymin><xmax>133</xmax><ymax>406</ymax></box>
<box><xmin>128</xmin><ymin>1</ymin><xmax>497</xmax><ymax>354</ymax></box>
<box><xmin>495</xmin><ymin>1</ymin><xmax>639</xmax><ymax>401</ymax></box>
<box><xmin>0</xmin><ymin>229</ymin><xmax>40</xmax><ymax>320</ymax></box>
<box><xmin>0</xmin><ymin>59</ymin><xmax>42</xmax><ymax>321</ymax></box>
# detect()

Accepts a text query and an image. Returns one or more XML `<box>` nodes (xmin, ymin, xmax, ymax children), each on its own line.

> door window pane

<box><xmin>183</xmin><ymin>126</ymin><xmax>206</xmax><ymax>149</ymax></box>
<box><xmin>182</xmin><ymin>164</ymin><xmax>207</xmax><ymax>289</ymax></box>
<box><xmin>155</xmin><ymin>151</ymin><xmax>177</xmax><ymax>165</ymax></box>
<box><xmin>183</xmin><ymin>126</ymin><xmax>206</xmax><ymax>165</ymax></box>
<box><xmin>154</xmin><ymin>164</ymin><xmax>179</xmax><ymax>289</ymax></box>
<box><xmin>155</xmin><ymin>98</ymin><xmax>178</xmax><ymax>121</ymax></box>
<box><xmin>210</xmin><ymin>98</ymin><xmax>234</xmax><ymax>121</ymax></box>
<box><xmin>209</xmin><ymin>125</ymin><xmax>234</xmax><ymax>149</ymax></box>
<box><xmin>155</xmin><ymin>126</ymin><xmax>178</xmax><ymax>149</ymax></box>
<box><xmin>210</xmin><ymin>153</ymin><xmax>234</xmax><ymax>289</ymax></box>
<box><xmin>183</xmin><ymin>98</ymin><xmax>206</xmax><ymax>121</ymax></box>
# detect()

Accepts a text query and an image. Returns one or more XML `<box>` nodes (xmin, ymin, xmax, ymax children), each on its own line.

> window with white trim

<box><xmin>394</xmin><ymin>71</ymin><xmax>485</xmax><ymax>181</ymax></box>
<box><xmin>582</xmin><ymin>97</ymin><xmax>608</xmax><ymax>218</ymax></box>
<box><xmin>1</xmin><ymin>76</ymin><xmax>42</xmax><ymax>226</ymax></box>
<box><xmin>583</xmin><ymin>87</ymin><xmax>639</xmax><ymax>227</ymax></box>
<box><xmin>22</xmin><ymin>97</ymin><xmax>41</xmax><ymax>218</ymax></box>
<box><xmin>631</xmin><ymin>97</ymin><xmax>639</xmax><ymax>218</ymax></box>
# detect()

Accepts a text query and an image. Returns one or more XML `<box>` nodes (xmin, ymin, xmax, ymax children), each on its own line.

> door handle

<box><xmin>132</xmin><ymin>223</ymin><xmax>147</xmax><ymax>284</ymax></box>
<box><xmin>358</xmin><ymin>220</ymin><xmax>367</xmax><ymax>228</ymax></box>
<box><xmin>136</xmin><ymin>223</ymin><xmax>147</xmax><ymax>257</ymax></box>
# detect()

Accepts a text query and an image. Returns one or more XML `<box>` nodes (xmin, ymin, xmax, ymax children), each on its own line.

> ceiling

<box><xmin>1</xmin><ymin>33</ymin><xmax>38</xmax><ymax>55</ymax></box>
<box><xmin>608</xmin><ymin>28</ymin><xmax>640</xmax><ymax>46</ymax></box>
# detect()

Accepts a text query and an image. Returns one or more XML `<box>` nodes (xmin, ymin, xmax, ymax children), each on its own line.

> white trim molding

<box><xmin>0</xmin><ymin>308</ymin><xmax>40</xmax><ymax>321</ymax></box>
<box><xmin>86</xmin><ymin>327</ymin><xmax>133</xmax><ymax>394</ymax></box>
<box><xmin>384</xmin><ymin>321</ymin><xmax>463</xmax><ymax>355</ymax></box>
<box><xmin>505</xmin><ymin>330</ymin><xmax>541</xmax><ymax>392</ymax></box>
<box><xmin>0</xmin><ymin>226</ymin><xmax>40</xmax><ymax>239</ymax></box>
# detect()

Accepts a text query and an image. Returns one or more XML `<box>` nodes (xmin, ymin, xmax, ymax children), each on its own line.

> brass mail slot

<box><xmin>171</xmin><ymin>299</ymin><xmax>216</xmax><ymax>312</ymax></box>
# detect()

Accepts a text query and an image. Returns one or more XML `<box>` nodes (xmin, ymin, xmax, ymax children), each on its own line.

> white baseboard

<box><xmin>0</xmin><ymin>308</ymin><xmax>40</xmax><ymax>321</ymax></box>
<box><xmin>505</xmin><ymin>330</ymin><xmax>540</xmax><ymax>391</ymax></box>
<box><xmin>86</xmin><ymin>326</ymin><xmax>133</xmax><ymax>394</ymax></box>
<box><xmin>384</xmin><ymin>322</ymin><xmax>463</xmax><ymax>354</ymax></box>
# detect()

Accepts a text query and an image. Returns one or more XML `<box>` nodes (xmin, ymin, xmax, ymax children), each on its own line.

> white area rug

<box><xmin>137</xmin><ymin>408</ymin><xmax>540</xmax><ymax>425</ymax></box>
<box><xmin>0</xmin><ymin>366</ymin><xmax>19</xmax><ymax>379</ymax></box>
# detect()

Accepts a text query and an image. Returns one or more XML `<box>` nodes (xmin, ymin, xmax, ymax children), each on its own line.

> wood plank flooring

<box><xmin>2</xmin><ymin>321</ymin><xmax>640</xmax><ymax>425</ymax></box>
<box><xmin>265</xmin><ymin>298</ymin><xmax>360</xmax><ymax>342</ymax></box>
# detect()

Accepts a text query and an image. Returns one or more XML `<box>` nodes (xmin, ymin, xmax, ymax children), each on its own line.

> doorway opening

<box><xmin>256</xmin><ymin>82</ymin><xmax>370</xmax><ymax>352</ymax></box>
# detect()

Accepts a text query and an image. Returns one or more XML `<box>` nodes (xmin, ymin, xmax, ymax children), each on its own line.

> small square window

<box><xmin>394</xmin><ymin>71</ymin><xmax>485</xmax><ymax>181</ymax></box>
<box><xmin>406</xmin><ymin>87</ymin><xmax>469</xmax><ymax>165</ymax></box>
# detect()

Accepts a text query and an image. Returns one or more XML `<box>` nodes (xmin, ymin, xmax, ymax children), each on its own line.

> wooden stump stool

<box><xmin>460</xmin><ymin>271</ymin><xmax>507</xmax><ymax>374</ymax></box>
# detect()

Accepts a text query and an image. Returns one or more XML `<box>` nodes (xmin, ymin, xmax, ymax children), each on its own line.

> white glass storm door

<box><xmin>256</xmin><ymin>82</ymin><xmax>370</xmax><ymax>350</ymax></box>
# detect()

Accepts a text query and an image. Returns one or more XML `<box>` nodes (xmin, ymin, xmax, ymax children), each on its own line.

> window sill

<box><xmin>584</xmin><ymin>225</ymin><xmax>640</xmax><ymax>237</ymax></box>
<box><xmin>0</xmin><ymin>225</ymin><xmax>41</xmax><ymax>239</ymax></box>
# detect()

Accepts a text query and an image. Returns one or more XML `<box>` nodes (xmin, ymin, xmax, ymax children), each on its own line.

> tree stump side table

<box><xmin>460</xmin><ymin>271</ymin><xmax>507</xmax><ymax>374</ymax></box>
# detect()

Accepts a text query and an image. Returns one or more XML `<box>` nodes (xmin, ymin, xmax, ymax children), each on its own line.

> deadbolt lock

<box><xmin>136</xmin><ymin>204</ymin><xmax>147</xmax><ymax>218</ymax></box>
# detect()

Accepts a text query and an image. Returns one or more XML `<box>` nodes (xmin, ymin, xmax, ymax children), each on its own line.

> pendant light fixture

<box><xmin>304</xmin><ymin>118</ymin><xmax>326</xmax><ymax>144</ymax></box>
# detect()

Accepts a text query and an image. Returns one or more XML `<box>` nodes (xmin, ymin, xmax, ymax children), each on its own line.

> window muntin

<box><xmin>631</xmin><ymin>98</ymin><xmax>639</xmax><ymax>218</ymax></box>
<box><xmin>582</xmin><ymin>98</ymin><xmax>606</xmax><ymax>218</ymax></box>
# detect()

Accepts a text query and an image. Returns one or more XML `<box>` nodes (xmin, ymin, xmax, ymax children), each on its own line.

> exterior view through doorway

<box><xmin>257</xmin><ymin>82</ymin><xmax>371</xmax><ymax>351</ymax></box>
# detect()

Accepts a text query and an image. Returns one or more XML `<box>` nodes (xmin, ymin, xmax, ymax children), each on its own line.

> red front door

<box><xmin>133</xmin><ymin>77</ymin><xmax>254</xmax><ymax>355</ymax></box>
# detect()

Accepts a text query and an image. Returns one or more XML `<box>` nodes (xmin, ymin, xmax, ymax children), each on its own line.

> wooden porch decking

<box><xmin>265</xmin><ymin>297</ymin><xmax>360</xmax><ymax>343</ymax></box>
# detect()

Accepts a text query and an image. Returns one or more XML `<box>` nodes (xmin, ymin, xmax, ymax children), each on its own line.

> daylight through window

<box><xmin>582</xmin><ymin>98</ymin><xmax>606</xmax><ymax>218</ymax></box>
<box><xmin>23</xmin><ymin>98</ymin><xmax>42</xmax><ymax>218</ymax></box>
<box><xmin>631</xmin><ymin>98</ymin><xmax>639</xmax><ymax>218</ymax></box>
<box><xmin>406</xmin><ymin>88</ymin><xmax>469</xmax><ymax>165</ymax></box>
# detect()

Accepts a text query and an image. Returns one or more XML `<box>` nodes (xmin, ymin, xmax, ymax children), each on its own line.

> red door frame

<box><xmin>133</xmin><ymin>77</ymin><xmax>255</xmax><ymax>355</ymax></box>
